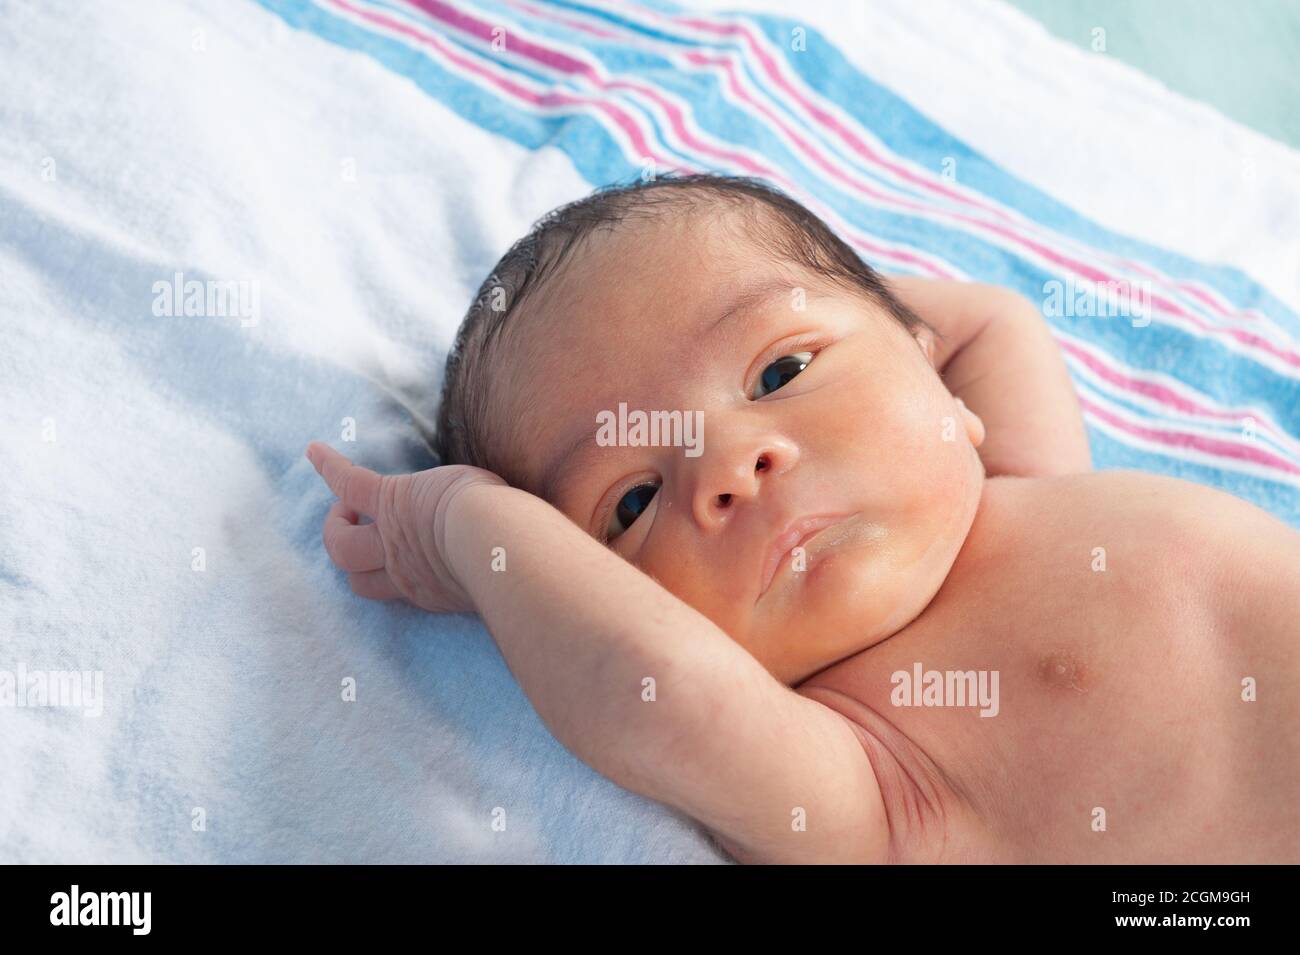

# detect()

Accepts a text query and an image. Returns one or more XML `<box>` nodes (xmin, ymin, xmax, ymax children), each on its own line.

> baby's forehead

<box><xmin>558</xmin><ymin>210</ymin><xmax>743</xmax><ymax>293</ymax></box>
<box><xmin>536</xmin><ymin>212</ymin><xmax>809</xmax><ymax>340</ymax></box>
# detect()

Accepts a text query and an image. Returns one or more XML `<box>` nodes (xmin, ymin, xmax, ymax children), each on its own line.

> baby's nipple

<box><xmin>1038</xmin><ymin>650</ymin><xmax>1088</xmax><ymax>693</ymax></box>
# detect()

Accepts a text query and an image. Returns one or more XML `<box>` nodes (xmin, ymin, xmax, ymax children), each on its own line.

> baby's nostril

<box><xmin>717</xmin><ymin>493</ymin><xmax>732</xmax><ymax>507</ymax></box>
<box><xmin>755</xmin><ymin>454</ymin><xmax>769</xmax><ymax>472</ymax></box>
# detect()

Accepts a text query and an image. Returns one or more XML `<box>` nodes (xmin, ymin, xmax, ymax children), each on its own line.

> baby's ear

<box><xmin>913</xmin><ymin>324</ymin><xmax>936</xmax><ymax>366</ymax></box>
<box><xmin>956</xmin><ymin>397</ymin><xmax>985</xmax><ymax>448</ymax></box>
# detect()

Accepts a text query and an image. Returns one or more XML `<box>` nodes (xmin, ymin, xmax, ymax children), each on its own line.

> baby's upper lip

<box><xmin>757</xmin><ymin>513</ymin><xmax>855</xmax><ymax>599</ymax></box>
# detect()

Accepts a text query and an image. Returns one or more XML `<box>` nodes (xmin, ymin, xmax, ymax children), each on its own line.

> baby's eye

<box><xmin>605</xmin><ymin>481</ymin><xmax>659</xmax><ymax>542</ymax></box>
<box><xmin>753</xmin><ymin>351</ymin><xmax>814</xmax><ymax>399</ymax></box>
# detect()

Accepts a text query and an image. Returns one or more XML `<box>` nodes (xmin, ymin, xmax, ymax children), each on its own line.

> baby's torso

<box><xmin>797</xmin><ymin>471</ymin><xmax>1300</xmax><ymax>863</ymax></box>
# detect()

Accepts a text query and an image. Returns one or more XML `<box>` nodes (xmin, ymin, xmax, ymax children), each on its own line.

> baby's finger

<box><xmin>323</xmin><ymin>501</ymin><xmax>386</xmax><ymax>572</ymax></box>
<box><xmin>305</xmin><ymin>442</ymin><xmax>382</xmax><ymax>517</ymax></box>
<box><xmin>348</xmin><ymin>569</ymin><xmax>401</xmax><ymax>602</ymax></box>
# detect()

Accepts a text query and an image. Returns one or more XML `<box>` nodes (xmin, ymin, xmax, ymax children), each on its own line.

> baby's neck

<box><xmin>877</xmin><ymin>475</ymin><xmax>1020</xmax><ymax>645</ymax></box>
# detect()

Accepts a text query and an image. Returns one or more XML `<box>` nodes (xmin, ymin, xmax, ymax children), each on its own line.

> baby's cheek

<box><xmin>649</xmin><ymin>550</ymin><xmax>749</xmax><ymax>633</ymax></box>
<box><xmin>884</xmin><ymin>398</ymin><xmax>983</xmax><ymax>564</ymax></box>
<box><xmin>879</xmin><ymin>401</ymin><xmax>965</xmax><ymax>499</ymax></box>
<box><xmin>923</xmin><ymin>431</ymin><xmax>983</xmax><ymax>528</ymax></box>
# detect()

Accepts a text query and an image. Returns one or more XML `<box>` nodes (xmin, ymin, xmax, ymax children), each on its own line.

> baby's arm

<box><xmin>888</xmin><ymin>277</ymin><xmax>1092</xmax><ymax>477</ymax></box>
<box><xmin>306</xmin><ymin>445</ymin><xmax>889</xmax><ymax>864</ymax></box>
<box><xmin>445</xmin><ymin>483</ymin><xmax>889</xmax><ymax>864</ymax></box>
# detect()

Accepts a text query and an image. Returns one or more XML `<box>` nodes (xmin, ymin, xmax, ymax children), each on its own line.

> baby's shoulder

<box><xmin>987</xmin><ymin>469</ymin><xmax>1247</xmax><ymax>542</ymax></box>
<box><xmin>982</xmin><ymin>469</ymin><xmax>1295</xmax><ymax>608</ymax></box>
<box><xmin>987</xmin><ymin>470</ymin><xmax>1294</xmax><ymax>613</ymax></box>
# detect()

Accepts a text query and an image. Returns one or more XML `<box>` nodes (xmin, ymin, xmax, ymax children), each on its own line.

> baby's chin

<box><xmin>757</xmin><ymin>447</ymin><xmax>986</xmax><ymax>684</ymax></box>
<box><xmin>758</xmin><ymin>535</ymin><xmax>960</xmax><ymax>685</ymax></box>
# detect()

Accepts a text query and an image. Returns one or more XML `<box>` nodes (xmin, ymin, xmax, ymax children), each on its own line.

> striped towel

<box><xmin>258</xmin><ymin>0</ymin><xmax>1300</xmax><ymax>524</ymax></box>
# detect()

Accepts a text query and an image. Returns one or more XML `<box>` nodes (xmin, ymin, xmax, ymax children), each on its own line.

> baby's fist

<box><xmin>305</xmin><ymin>442</ymin><xmax>506</xmax><ymax>614</ymax></box>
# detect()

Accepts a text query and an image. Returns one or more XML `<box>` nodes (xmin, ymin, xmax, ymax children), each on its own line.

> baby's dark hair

<box><xmin>432</xmin><ymin>172</ymin><xmax>928</xmax><ymax>480</ymax></box>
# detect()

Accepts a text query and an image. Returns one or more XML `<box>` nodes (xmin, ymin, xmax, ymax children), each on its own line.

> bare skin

<box><xmin>305</xmin><ymin>207</ymin><xmax>1300</xmax><ymax>863</ymax></box>
<box><xmin>800</xmin><ymin>471</ymin><xmax>1300</xmax><ymax>863</ymax></box>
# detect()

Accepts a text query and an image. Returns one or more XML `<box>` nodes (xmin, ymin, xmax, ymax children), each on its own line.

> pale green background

<box><xmin>1006</xmin><ymin>0</ymin><xmax>1300</xmax><ymax>150</ymax></box>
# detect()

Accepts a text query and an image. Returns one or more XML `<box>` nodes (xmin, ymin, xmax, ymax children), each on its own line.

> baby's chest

<box><xmin>802</xmin><ymin>589</ymin><xmax>1235</xmax><ymax>857</ymax></box>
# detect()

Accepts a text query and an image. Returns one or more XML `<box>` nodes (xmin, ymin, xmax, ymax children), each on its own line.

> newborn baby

<box><xmin>306</xmin><ymin>174</ymin><xmax>1300</xmax><ymax>863</ymax></box>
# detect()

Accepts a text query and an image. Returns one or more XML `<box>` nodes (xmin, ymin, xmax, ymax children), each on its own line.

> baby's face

<box><xmin>493</xmin><ymin>210</ymin><xmax>985</xmax><ymax>684</ymax></box>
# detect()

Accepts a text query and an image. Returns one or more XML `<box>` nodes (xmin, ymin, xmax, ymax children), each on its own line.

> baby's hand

<box><xmin>304</xmin><ymin>442</ymin><xmax>507</xmax><ymax>613</ymax></box>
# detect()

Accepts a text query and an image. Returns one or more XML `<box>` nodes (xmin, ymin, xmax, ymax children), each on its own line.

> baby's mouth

<box><xmin>756</xmin><ymin>513</ymin><xmax>860</xmax><ymax>601</ymax></box>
